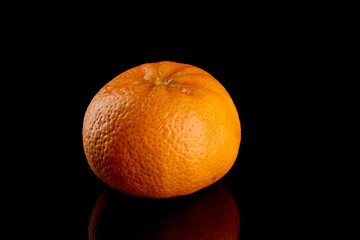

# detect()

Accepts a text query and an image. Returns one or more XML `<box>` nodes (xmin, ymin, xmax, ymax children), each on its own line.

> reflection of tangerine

<box><xmin>89</xmin><ymin>181</ymin><xmax>239</xmax><ymax>240</ymax></box>
<box><xmin>83</xmin><ymin>61</ymin><xmax>241</xmax><ymax>198</ymax></box>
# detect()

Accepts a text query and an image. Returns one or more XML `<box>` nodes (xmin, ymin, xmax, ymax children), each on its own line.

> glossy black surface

<box><xmin>21</xmin><ymin>17</ymin><xmax>309</xmax><ymax>238</ymax></box>
<box><xmin>31</xmin><ymin>56</ymin><xmax>280</xmax><ymax>239</ymax></box>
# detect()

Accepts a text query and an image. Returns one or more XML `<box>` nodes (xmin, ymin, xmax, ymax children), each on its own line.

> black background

<box><xmin>11</xmin><ymin>5</ymin><xmax>324</xmax><ymax>239</ymax></box>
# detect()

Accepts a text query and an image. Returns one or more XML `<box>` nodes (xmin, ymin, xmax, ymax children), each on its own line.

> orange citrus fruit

<box><xmin>83</xmin><ymin>61</ymin><xmax>241</xmax><ymax>198</ymax></box>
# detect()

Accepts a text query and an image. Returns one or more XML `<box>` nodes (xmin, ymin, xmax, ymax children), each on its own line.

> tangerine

<box><xmin>83</xmin><ymin>61</ymin><xmax>241</xmax><ymax>198</ymax></box>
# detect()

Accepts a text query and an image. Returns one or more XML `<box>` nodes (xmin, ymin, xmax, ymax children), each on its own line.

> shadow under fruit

<box><xmin>89</xmin><ymin>181</ymin><xmax>239</xmax><ymax>240</ymax></box>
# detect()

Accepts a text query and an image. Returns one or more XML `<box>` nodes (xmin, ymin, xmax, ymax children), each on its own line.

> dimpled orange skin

<box><xmin>83</xmin><ymin>61</ymin><xmax>241</xmax><ymax>198</ymax></box>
